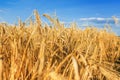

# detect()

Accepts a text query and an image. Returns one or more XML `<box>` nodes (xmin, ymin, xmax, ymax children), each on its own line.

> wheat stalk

<box><xmin>0</xmin><ymin>55</ymin><xmax>2</xmax><ymax>80</ymax></box>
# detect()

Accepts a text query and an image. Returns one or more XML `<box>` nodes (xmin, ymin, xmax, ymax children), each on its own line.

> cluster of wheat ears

<box><xmin>0</xmin><ymin>10</ymin><xmax>120</xmax><ymax>80</ymax></box>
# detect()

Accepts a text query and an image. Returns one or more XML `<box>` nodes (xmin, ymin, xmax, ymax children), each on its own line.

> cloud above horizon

<box><xmin>79</xmin><ymin>17</ymin><xmax>119</xmax><ymax>24</ymax></box>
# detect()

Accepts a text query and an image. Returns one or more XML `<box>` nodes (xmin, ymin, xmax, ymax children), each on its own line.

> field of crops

<box><xmin>0</xmin><ymin>11</ymin><xmax>120</xmax><ymax>80</ymax></box>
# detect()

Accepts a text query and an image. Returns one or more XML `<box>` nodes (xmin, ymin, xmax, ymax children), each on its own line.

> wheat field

<box><xmin>0</xmin><ymin>11</ymin><xmax>120</xmax><ymax>80</ymax></box>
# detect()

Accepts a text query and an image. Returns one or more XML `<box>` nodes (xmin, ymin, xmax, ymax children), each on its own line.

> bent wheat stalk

<box><xmin>0</xmin><ymin>55</ymin><xmax>2</xmax><ymax>80</ymax></box>
<box><xmin>72</xmin><ymin>56</ymin><xmax>80</xmax><ymax>80</ymax></box>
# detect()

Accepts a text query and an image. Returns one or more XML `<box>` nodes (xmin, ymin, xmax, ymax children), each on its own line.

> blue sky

<box><xmin>0</xmin><ymin>0</ymin><xmax>120</xmax><ymax>35</ymax></box>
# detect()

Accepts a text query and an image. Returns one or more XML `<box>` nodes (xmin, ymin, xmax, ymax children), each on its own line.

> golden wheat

<box><xmin>0</xmin><ymin>11</ymin><xmax>120</xmax><ymax>80</ymax></box>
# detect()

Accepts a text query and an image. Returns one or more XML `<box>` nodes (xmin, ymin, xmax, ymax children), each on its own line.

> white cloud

<box><xmin>80</xmin><ymin>17</ymin><xmax>112</xmax><ymax>21</ymax></box>
<box><xmin>79</xmin><ymin>17</ymin><xmax>120</xmax><ymax>24</ymax></box>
